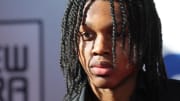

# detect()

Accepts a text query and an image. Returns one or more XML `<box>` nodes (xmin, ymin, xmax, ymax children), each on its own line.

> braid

<box><xmin>118</xmin><ymin>0</ymin><xmax>128</xmax><ymax>46</ymax></box>
<box><xmin>109</xmin><ymin>0</ymin><xmax>128</xmax><ymax>67</ymax></box>
<box><xmin>109</xmin><ymin>0</ymin><xmax>117</xmax><ymax>67</ymax></box>
<box><xmin>126</xmin><ymin>0</ymin><xmax>167</xmax><ymax>100</ymax></box>
<box><xmin>61</xmin><ymin>0</ymin><xmax>87</xmax><ymax>100</ymax></box>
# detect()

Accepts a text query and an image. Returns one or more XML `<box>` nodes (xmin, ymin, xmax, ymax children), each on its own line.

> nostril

<box><xmin>92</xmin><ymin>48</ymin><xmax>110</xmax><ymax>56</ymax></box>
<box><xmin>93</xmin><ymin>52</ymin><xmax>98</xmax><ymax>56</ymax></box>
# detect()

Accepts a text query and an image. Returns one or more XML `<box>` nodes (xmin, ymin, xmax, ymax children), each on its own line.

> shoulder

<box><xmin>166</xmin><ymin>79</ymin><xmax>180</xmax><ymax>95</ymax></box>
<box><xmin>71</xmin><ymin>84</ymin><xmax>97</xmax><ymax>101</ymax></box>
<box><xmin>159</xmin><ymin>79</ymin><xmax>180</xmax><ymax>101</ymax></box>
<box><xmin>167</xmin><ymin>79</ymin><xmax>180</xmax><ymax>91</ymax></box>
<box><xmin>71</xmin><ymin>86</ymin><xmax>86</xmax><ymax>101</ymax></box>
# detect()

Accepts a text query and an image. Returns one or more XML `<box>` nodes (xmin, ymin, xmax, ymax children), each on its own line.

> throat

<box><xmin>92</xmin><ymin>88</ymin><xmax>131</xmax><ymax>101</ymax></box>
<box><xmin>89</xmin><ymin>74</ymin><xmax>137</xmax><ymax>101</ymax></box>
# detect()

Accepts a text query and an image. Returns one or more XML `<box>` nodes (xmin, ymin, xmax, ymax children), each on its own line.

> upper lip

<box><xmin>90</xmin><ymin>61</ymin><xmax>113</xmax><ymax>68</ymax></box>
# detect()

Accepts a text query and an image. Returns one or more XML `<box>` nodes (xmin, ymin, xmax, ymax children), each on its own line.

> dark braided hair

<box><xmin>60</xmin><ymin>0</ymin><xmax>167</xmax><ymax>100</ymax></box>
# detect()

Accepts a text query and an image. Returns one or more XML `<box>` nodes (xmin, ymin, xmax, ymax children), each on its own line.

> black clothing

<box><xmin>158</xmin><ymin>79</ymin><xmax>180</xmax><ymax>101</ymax></box>
<box><xmin>72</xmin><ymin>79</ymin><xmax>180</xmax><ymax>101</ymax></box>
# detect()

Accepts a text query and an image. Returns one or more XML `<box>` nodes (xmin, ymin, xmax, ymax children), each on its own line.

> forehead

<box><xmin>85</xmin><ymin>0</ymin><xmax>120</xmax><ymax>15</ymax></box>
<box><xmin>83</xmin><ymin>0</ymin><xmax>122</xmax><ymax>23</ymax></box>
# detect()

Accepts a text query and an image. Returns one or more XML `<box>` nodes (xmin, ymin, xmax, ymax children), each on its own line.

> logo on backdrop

<box><xmin>0</xmin><ymin>20</ymin><xmax>44</xmax><ymax>101</ymax></box>
<box><xmin>164</xmin><ymin>52</ymin><xmax>180</xmax><ymax>80</ymax></box>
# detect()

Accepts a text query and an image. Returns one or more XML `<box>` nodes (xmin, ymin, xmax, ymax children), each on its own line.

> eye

<box><xmin>80</xmin><ymin>31</ymin><xmax>95</xmax><ymax>41</ymax></box>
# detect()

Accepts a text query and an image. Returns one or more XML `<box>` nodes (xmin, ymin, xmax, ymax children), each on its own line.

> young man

<box><xmin>60</xmin><ymin>0</ymin><xmax>180</xmax><ymax>101</ymax></box>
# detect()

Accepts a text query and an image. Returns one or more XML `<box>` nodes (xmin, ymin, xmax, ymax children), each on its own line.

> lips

<box><xmin>90</xmin><ymin>62</ymin><xmax>113</xmax><ymax>76</ymax></box>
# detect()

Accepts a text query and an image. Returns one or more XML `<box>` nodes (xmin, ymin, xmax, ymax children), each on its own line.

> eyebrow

<box><xmin>84</xmin><ymin>20</ymin><xmax>122</xmax><ymax>30</ymax></box>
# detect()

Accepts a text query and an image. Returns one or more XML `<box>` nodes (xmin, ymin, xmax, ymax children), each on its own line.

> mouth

<box><xmin>90</xmin><ymin>61</ymin><xmax>113</xmax><ymax>76</ymax></box>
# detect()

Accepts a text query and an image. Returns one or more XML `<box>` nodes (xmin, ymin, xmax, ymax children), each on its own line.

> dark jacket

<box><xmin>158</xmin><ymin>79</ymin><xmax>180</xmax><ymax>101</ymax></box>
<box><xmin>72</xmin><ymin>79</ymin><xmax>180</xmax><ymax>101</ymax></box>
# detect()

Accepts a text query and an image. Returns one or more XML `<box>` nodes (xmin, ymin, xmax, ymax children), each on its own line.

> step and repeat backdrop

<box><xmin>155</xmin><ymin>0</ymin><xmax>180</xmax><ymax>79</ymax></box>
<box><xmin>0</xmin><ymin>20</ymin><xmax>44</xmax><ymax>101</ymax></box>
<box><xmin>0</xmin><ymin>0</ymin><xmax>179</xmax><ymax>101</ymax></box>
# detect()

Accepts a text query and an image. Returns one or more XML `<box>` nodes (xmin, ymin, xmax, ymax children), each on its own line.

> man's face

<box><xmin>78</xmin><ymin>0</ymin><xmax>137</xmax><ymax>89</ymax></box>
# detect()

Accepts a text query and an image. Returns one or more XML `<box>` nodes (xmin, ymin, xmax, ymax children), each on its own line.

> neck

<box><xmin>90</xmin><ymin>74</ymin><xmax>137</xmax><ymax>101</ymax></box>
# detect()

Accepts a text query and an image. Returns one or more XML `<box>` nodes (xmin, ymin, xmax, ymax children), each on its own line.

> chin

<box><xmin>90</xmin><ymin>73</ymin><xmax>136</xmax><ymax>89</ymax></box>
<box><xmin>90</xmin><ymin>76</ymin><xmax>121</xmax><ymax>89</ymax></box>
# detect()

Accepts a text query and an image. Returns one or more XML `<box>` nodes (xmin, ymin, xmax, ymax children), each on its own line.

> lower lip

<box><xmin>90</xmin><ymin>67</ymin><xmax>113</xmax><ymax>76</ymax></box>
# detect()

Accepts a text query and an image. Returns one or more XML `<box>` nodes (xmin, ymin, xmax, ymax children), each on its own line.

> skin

<box><xmin>78</xmin><ymin>0</ymin><xmax>138</xmax><ymax>101</ymax></box>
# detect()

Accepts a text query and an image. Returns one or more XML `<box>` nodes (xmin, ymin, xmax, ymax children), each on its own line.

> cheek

<box><xmin>115</xmin><ymin>43</ymin><xmax>128</xmax><ymax>60</ymax></box>
<box><xmin>115</xmin><ymin>42</ymin><xmax>133</xmax><ymax>67</ymax></box>
<box><xmin>78</xmin><ymin>41</ymin><xmax>93</xmax><ymax>68</ymax></box>
<box><xmin>115</xmin><ymin>44</ymin><xmax>137</xmax><ymax>74</ymax></box>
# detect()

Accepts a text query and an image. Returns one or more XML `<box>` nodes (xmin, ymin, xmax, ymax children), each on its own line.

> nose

<box><xmin>92</xmin><ymin>35</ymin><xmax>111</xmax><ymax>56</ymax></box>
